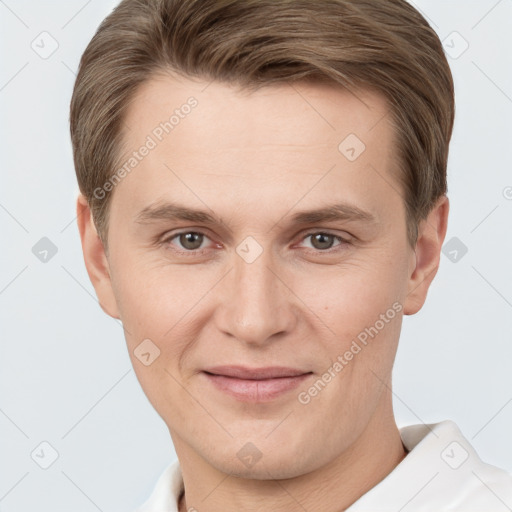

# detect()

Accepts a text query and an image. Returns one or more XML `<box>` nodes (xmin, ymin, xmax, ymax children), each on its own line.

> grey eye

<box><xmin>178</xmin><ymin>232</ymin><xmax>204</xmax><ymax>250</ymax></box>
<box><xmin>309</xmin><ymin>233</ymin><xmax>336</xmax><ymax>250</ymax></box>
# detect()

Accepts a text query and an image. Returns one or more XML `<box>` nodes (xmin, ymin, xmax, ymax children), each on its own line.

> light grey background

<box><xmin>1</xmin><ymin>1</ymin><xmax>511</xmax><ymax>511</ymax></box>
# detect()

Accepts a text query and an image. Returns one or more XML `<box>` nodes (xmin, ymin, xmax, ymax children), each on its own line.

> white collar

<box><xmin>136</xmin><ymin>420</ymin><xmax>512</xmax><ymax>512</ymax></box>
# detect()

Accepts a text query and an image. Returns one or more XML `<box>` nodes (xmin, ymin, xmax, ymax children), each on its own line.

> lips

<box><xmin>202</xmin><ymin>365</ymin><xmax>313</xmax><ymax>402</ymax></box>
<box><xmin>203</xmin><ymin>365</ymin><xmax>310</xmax><ymax>379</ymax></box>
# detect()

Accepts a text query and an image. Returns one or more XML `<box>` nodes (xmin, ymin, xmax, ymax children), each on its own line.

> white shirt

<box><xmin>135</xmin><ymin>420</ymin><xmax>512</xmax><ymax>511</ymax></box>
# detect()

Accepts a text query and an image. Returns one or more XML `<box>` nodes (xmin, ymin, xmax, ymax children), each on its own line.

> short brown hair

<box><xmin>70</xmin><ymin>0</ymin><xmax>455</xmax><ymax>251</ymax></box>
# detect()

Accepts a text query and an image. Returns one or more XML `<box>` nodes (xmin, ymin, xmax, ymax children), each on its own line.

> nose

<box><xmin>214</xmin><ymin>244</ymin><xmax>298</xmax><ymax>347</ymax></box>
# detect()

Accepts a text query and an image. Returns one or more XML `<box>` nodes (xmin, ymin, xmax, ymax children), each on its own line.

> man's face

<box><xmin>101</xmin><ymin>74</ymin><xmax>417</xmax><ymax>478</ymax></box>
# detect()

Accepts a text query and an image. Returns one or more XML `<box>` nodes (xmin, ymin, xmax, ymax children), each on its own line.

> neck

<box><xmin>175</xmin><ymin>396</ymin><xmax>406</xmax><ymax>512</ymax></box>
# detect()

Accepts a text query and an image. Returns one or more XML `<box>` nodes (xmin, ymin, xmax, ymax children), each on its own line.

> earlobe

<box><xmin>76</xmin><ymin>194</ymin><xmax>121</xmax><ymax>319</ymax></box>
<box><xmin>403</xmin><ymin>195</ymin><xmax>449</xmax><ymax>316</ymax></box>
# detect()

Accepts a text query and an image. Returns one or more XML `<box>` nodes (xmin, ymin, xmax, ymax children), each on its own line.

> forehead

<box><xmin>122</xmin><ymin>72</ymin><xmax>390</xmax><ymax>151</ymax></box>
<box><xmin>112</xmin><ymin>73</ymin><xmax>400</xmax><ymax>229</ymax></box>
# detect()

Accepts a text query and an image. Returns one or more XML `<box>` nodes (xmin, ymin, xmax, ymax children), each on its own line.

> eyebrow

<box><xmin>134</xmin><ymin>201</ymin><xmax>377</xmax><ymax>229</ymax></box>
<box><xmin>135</xmin><ymin>203</ymin><xmax>225</xmax><ymax>225</ymax></box>
<box><xmin>288</xmin><ymin>203</ymin><xmax>376</xmax><ymax>225</ymax></box>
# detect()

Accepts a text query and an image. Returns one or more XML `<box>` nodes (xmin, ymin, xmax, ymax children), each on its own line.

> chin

<box><xmin>214</xmin><ymin>454</ymin><xmax>309</xmax><ymax>481</ymax></box>
<box><xmin>204</xmin><ymin>434</ymin><xmax>319</xmax><ymax>481</ymax></box>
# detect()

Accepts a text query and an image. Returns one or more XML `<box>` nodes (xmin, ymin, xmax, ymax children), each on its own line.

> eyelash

<box><xmin>159</xmin><ymin>230</ymin><xmax>351</xmax><ymax>256</ymax></box>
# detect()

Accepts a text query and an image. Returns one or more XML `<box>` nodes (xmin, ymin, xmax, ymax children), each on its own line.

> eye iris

<box><xmin>180</xmin><ymin>232</ymin><xmax>203</xmax><ymax>250</ymax></box>
<box><xmin>311</xmin><ymin>233</ymin><xmax>334</xmax><ymax>250</ymax></box>
<box><xmin>176</xmin><ymin>233</ymin><xmax>336</xmax><ymax>251</ymax></box>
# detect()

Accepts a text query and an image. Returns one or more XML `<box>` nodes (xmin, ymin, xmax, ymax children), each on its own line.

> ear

<box><xmin>403</xmin><ymin>195</ymin><xmax>449</xmax><ymax>315</ymax></box>
<box><xmin>76</xmin><ymin>194</ymin><xmax>120</xmax><ymax>319</ymax></box>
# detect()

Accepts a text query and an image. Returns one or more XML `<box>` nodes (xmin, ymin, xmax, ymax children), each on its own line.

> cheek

<box><xmin>112</xmin><ymin>260</ymin><xmax>197</xmax><ymax>409</ymax></box>
<box><xmin>293</xmin><ymin>254</ymin><xmax>406</xmax><ymax>345</ymax></box>
<box><xmin>109</xmin><ymin>256</ymin><xmax>217</xmax><ymax>393</ymax></box>
<box><xmin>110</xmin><ymin>253</ymin><xmax>196</xmax><ymax>336</ymax></box>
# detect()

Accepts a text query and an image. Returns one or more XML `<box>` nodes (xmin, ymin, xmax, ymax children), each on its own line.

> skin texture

<box><xmin>77</xmin><ymin>73</ymin><xmax>449</xmax><ymax>511</ymax></box>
